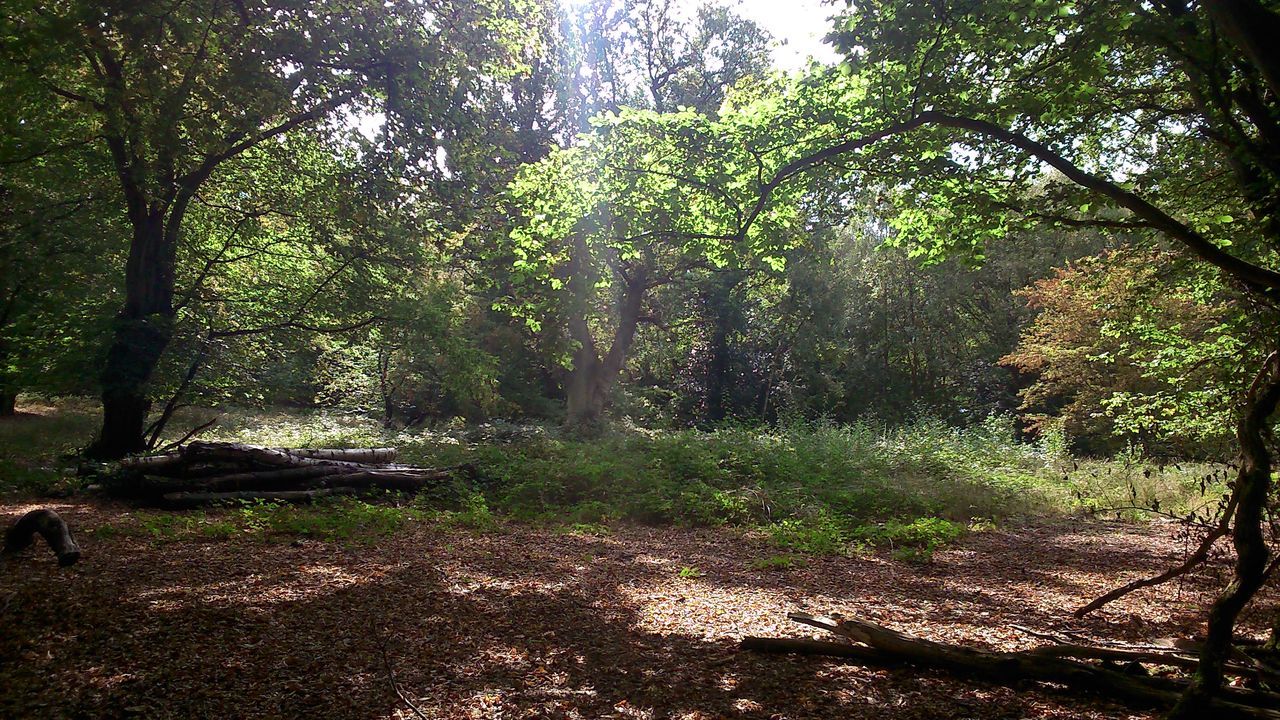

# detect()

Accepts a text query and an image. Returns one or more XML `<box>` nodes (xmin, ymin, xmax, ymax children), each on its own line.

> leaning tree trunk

<box><xmin>87</xmin><ymin>214</ymin><xmax>178</xmax><ymax>460</ymax></box>
<box><xmin>1170</xmin><ymin>350</ymin><xmax>1280</xmax><ymax>719</ymax></box>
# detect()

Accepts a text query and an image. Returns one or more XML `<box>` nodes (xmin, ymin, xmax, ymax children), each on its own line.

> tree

<box><xmin>1003</xmin><ymin>246</ymin><xmax>1257</xmax><ymax>456</ymax></box>
<box><xmin>0</xmin><ymin>77</ymin><xmax>122</xmax><ymax>414</ymax></box>
<box><xmin>0</xmin><ymin>0</ymin><xmax>533</xmax><ymax>458</ymax></box>
<box><xmin>748</xmin><ymin>0</ymin><xmax>1280</xmax><ymax>713</ymax></box>
<box><xmin>503</xmin><ymin>94</ymin><xmax>816</xmax><ymax>427</ymax></box>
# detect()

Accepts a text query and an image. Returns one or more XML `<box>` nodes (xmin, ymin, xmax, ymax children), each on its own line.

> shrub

<box><xmin>852</xmin><ymin>516</ymin><xmax>967</xmax><ymax>562</ymax></box>
<box><xmin>768</xmin><ymin>512</ymin><xmax>847</xmax><ymax>555</ymax></box>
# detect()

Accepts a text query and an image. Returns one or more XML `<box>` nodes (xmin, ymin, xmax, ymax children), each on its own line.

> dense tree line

<box><xmin>1</xmin><ymin>0</ymin><xmax>1263</xmax><ymax>454</ymax></box>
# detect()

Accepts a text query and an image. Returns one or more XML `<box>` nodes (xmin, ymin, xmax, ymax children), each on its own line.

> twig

<box><xmin>156</xmin><ymin>417</ymin><xmax>219</xmax><ymax>454</ymax></box>
<box><xmin>380</xmin><ymin>639</ymin><xmax>429</xmax><ymax>720</ymax></box>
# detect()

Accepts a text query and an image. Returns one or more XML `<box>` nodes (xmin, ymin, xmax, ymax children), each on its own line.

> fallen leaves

<box><xmin>1</xmin><ymin>504</ymin><xmax>1266</xmax><ymax>719</ymax></box>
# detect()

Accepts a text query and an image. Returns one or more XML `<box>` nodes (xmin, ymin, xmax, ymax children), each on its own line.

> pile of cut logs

<box><xmin>113</xmin><ymin>441</ymin><xmax>469</xmax><ymax>508</ymax></box>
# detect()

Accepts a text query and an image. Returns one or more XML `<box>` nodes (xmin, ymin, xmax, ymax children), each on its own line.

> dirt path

<box><xmin>1</xmin><ymin>501</ymin><xmax>1270</xmax><ymax>719</ymax></box>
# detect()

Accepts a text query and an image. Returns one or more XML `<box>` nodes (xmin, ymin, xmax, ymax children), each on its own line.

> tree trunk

<box><xmin>565</xmin><ymin>354</ymin><xmax>608</xmax><ymax>428</ymax></box>
<box><xmin>564</xmin><ymin>270</ymin><xmax>647</xmax><ymax>429</ymax></box>
<box><xmin>88</xmin><ymin>313</ymin><xmax>173</xmax><ymax>459</ymax></box>
<box><xmin>0</xmin><ymin>389</ymin><xmax>15</xmax><ymax>417</ymax></box>
<box><xmin>1203</xmin><ymin>0</ymin><xmax>1280</xmax><ymax>100</ymax></box>
<box><xmin>1170</xmin><ymin>350</ymin><xmax>1280</xmax><ymax>718</ymax></box>
<box><xmin>87</xmin><ymin>213</ymin><xmax>178</xmax><ymax>460</ymax></box>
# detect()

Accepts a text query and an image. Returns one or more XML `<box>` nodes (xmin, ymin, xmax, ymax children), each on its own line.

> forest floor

<box><xmin>3</xmin><ymin>498</ymin><xmax>1274</xmax><ymax>720</ymax></box>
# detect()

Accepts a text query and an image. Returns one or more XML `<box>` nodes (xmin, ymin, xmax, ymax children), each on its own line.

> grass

<box><xmin>1</xmin><ymin>397</ymin><xmax>1232</xmax><ymax>557</ymax></box>
<box><xmin>750</xmin><ymin>554</ymin><xmax>806</xmax><ymax>571</ymax></box>
<box><xmin>94</xmin><ymin>497</ymin><xmax>435</xmax><ymax>545</ymax></box>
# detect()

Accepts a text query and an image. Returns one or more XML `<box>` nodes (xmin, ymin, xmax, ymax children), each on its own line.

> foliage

<box><xmin>767</xmin><ymin>513</ymin><xmax>847</xmax><ymax>555</ymax></box>
<box><xmin>1003</xmin><ymin>247</ymin><xmax>1256</xmax><ymax>456</ymax></box>
<box><xmin>676</xmin><ymin>565</ymin><xmax>703</xmax><ymax>579</ymax></box>
<box><xmin>104</xmin><ymin>497</ymin><xmax>429</xmax><ymax>544</ymax></box>
<box><xmin>749</xmin><ymin>554</ymin><xmax>806</xmax><ymax>571</ymax></box>
<box><xmin>852</xmin><ymin>517</ymin><xmax>967</xmax><ymax>563</ymax></box>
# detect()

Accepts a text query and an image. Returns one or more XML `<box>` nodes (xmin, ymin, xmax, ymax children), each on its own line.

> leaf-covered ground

<box><xmin>2</xmin><ymin>500</ymin><xmax>1273</xmax><ymax>720</ymax></box>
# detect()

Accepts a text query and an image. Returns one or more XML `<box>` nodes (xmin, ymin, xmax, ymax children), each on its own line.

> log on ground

<box><xmin>742</xmin><ymin>613</ymin><xmax>1280</xmax><ymax>719</ymax></box>
<box><xmin>159</xmin><ymin>487</ymin><xmax>369</xmax><ymax>509</ymax></box>
<box><xmin>3</xmin><ymin>509</ymin><xmax>81</xmax><ymax>566</ymax></box>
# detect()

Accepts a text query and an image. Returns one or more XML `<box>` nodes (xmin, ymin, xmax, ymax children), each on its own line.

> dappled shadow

<box><xmin>1</xmin><ymin>502</ymin><xmax>1242</xmax><ymax>719</ymax></box>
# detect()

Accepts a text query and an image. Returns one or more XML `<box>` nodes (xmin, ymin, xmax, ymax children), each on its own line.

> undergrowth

<box><xmin>3</xmin><ymin>398</ymin><xmax>1231</xmax><ymax>558</ymax></box>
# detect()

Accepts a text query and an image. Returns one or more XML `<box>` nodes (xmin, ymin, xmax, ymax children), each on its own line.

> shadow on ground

<box><xmin>1</xmin><ymin>502</ymin><xmax>1253</xmax><ymax>720</ymax></box>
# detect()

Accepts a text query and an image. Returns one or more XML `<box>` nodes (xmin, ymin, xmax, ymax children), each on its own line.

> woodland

<box><xmin>3</xmin><ymin>1</ymin><xmax>1280</xmax><ymax>718</ymax></box>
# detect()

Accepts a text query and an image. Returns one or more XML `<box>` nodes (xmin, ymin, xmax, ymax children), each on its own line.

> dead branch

<box><xmin>381</xmin><ymin>639</ymin><xmax>430</xmax><ymax>720</ymax></box>
<box><xmin>739</xmin><ymin>636</ymin><xmax>883</xmax><ymax>661</ymax></box>
<box><xmin>155</xmin><ymin>416</ymin><xmax>219</xmax><ymax>454</ymax></box>
<box><xmin>742</xmin><ymin>613</ymin><xmax>1280</xmax><ymax>718</ymax></box>
<box><xmin>1076</xmin><ymin>490</ymin><xmax>1239</xmax><ymax>617</ymax></box>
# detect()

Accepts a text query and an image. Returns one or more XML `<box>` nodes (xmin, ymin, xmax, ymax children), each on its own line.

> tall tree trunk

<box><xmin>564</xmin><ymin>276</ymin><xmax>646</xmax><ymax>429</ymax></box>
<box><xmin>703</xmin><ymin>271</ymin><xmax>744</xmax><ymax>425</ymax></box>
<box><xmin>565</xmin><ymin>351</ymin><xmax>606</xmax><ymax>428</ymax></box>
<box><xmin>0</xmin><ymin>388</ymin><xmax>15</xmax><ymax>416</ymax></box>
<box><xmin>86</xmin><ymin>213</ymin><xmax>177</xmax><ymax>460</ymax></box>
<box><xmin>1170</xmin><ymin>350</ymin><xmax>1280</xmax><ymax>718</ymax></box>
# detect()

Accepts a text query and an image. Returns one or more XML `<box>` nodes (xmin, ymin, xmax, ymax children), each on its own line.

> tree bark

<box><xmin>564</xmin><ymin>271</ymin><xmax>647</xmax><ymax>429</ymax></box>
<box><xmin>1170</xmin><ymin>350</ymin><xmax>1280</xmax><ymax>719</ymax></box>
<box><xmin>0</xmin><ymin>389</ymin><xmax>15</xmax><ymax>417</ymax></box>
<box><xmin>87</xmin><ymin>213</ymin><xmax>178</xmax><ymax>460</ymax></box>
<box><xmin>1203</xmin><ymin>0</ymin><xmax>1280</xmax><ymax>100</ymax></box>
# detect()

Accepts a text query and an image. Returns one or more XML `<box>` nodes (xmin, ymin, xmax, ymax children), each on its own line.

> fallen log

<box><xmin>4</xmin><ymin>509</ymin><xmax>81</xmax><ymax>566</ymax></box>
<box><xmin>284</xmin><ymin>447</ymin><xmax>397</xmax><ymax>463</ymax></box>
<box><xmin>108</xmin><ymin>442</ymin><xmax>470</xmax><ymax>506</ymax></box>
<box><xmin>119</xmin><ymin>446</ymin><xmax>398</xmax><ymax>473</ymax></box>
<box><xmin>1029</xmin><ymin>642</ymin><xmax>1274</xmax><ymax>681</ymax></box>
<box><xmin>740</xmin><ymin>636</ymin><xmax>884</xmax><ymax>661</ymax></box>
<box><xmin>182</xmin><ymin>465</ymin><xmax>358</xmax><ymax>492</ymax></box>
<box><xmin>743</xmin><ymin>613</ymin><xmax>1280</xmax><ymax>718</ymax></box>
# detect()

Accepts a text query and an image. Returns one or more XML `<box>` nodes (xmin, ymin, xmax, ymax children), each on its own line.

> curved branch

<box><xmin>1075</xmin><ymin>492</ymin><xmax>1240</xmax><ymax>617</ymax></box>
<box><xmin>749</xmin><ymin>111</ymin><xmax>1280</xmax><ymax>294</ymax></box>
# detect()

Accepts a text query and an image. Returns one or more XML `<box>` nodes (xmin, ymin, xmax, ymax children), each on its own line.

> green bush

<box><xmin>1</xmin><ymin>401</ymin><xmax>1228</xmax><ymax>543</ymax></box>
<box><xmin>767</xmin><ymin>512</ymin><xmax>847</xmax><ymax>555</ymax></box>
<box><xmin>852</xmin><ymin>516</ymin><xmax>968</xmax><ymax>562</ymax></box>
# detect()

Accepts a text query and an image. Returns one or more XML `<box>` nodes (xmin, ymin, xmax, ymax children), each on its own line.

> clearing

<box><xmin>2</xmin><ymin>499</ymin><xmax>1268</xmax><ymax>720</ymax></box>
